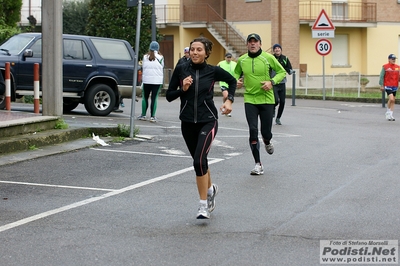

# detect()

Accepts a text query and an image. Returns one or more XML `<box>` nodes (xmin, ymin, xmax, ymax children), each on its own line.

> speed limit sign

<box><xmin>315</xmin><ymin>39</ymin><xmax>332</xmax><ymax>56</ymax></box>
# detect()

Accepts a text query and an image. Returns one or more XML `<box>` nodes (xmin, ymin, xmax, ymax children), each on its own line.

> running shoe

<box><xmin>265</xmin><ymin>142</ymin><xmax>274</xmax><ymax>155</ymax></box>
<box><xmin>137</xmin><ymin>115</ymin><xmax>146</xmax><ymax>121</ymax></box>
<box><xmin>386</xmin><ymin>112</ymin><xmax>391</xmax><ymax>121</ymax></box>
<box><xmin>196</xmin><ymin>203</ymin><xmax>210</xmax><ymax>219</ymax></box>
<box><xmin>150</xmin><ymin>117</ymin><xmax>157</xmax><ymax>122</ymax></box>
<box><xmin>390</xmin><ymin>114</ymin><xmax>395</xmax><ymax>121</ymax></box>
<box><xmin>207</xmin><ymin>184</ymin><xmax>219</xmax><ymax>213</ymax></box>
<box><xmin>225</xmin><ymin>113</ymin><xmax>232</xmax><ymax>117</ymax></box>
<box><xmin>250</xmin><ymin>163</ymin><xmax>264</xmax><ymax>175</ymax></box>
<box><xmin>275</xmin><ymin>118</ymin><xmax>282</xmax><ymax>125</ymax></box>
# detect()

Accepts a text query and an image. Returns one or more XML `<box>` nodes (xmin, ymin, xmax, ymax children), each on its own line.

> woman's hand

<box><xmin>182</xmin><ymin>75</ymin><xmax>193</xmax><ymax>91</ymax></box>
<box><xmin>220</xmin><ymin>100</ymin><xmax>232</xmax><ymax>115</ymax></box>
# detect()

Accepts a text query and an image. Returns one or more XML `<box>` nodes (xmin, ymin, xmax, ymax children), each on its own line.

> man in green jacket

<box><xmin>217</xmin><ymin>52</ymin><xmax>237</xmax><ymax>117</ymax></box>
<box><xmin>235</xmin><ymin>33</ymin><xmax>286</xmax><ymax>175</ymax></box>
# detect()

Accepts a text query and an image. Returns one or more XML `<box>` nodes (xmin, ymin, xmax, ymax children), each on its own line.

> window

<box><xmin>63</xmin><ymin>39</ymin><xmax>91</xmax><ymax>60</ymax></box>
<box><xmin>331</xmin><ymin>35</ymin><xmax>349</xmax><ymax>67</ymax></box>
<box><xmin>332</xmin><ymin>1</ymin><xmax>348</xmax><ymax>20</ymax></box>
<box><xmin>0</xmin><ymin>34</ymin><xmax>34</xmax><ymax>55</ymax></box>
<box><xmin>31</xmin><ymin>39</ymin><xmax>41</xmax><ymax>58</ymax></box>
<box><xmin>91</xmin><ymin>39</ymin><xmax>132</xmax><ymax>61</ymax></box>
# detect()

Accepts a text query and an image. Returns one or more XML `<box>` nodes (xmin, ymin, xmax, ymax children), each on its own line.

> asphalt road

<box><xmin>0</xmin><ymin>97</ymin><xmax>399</xmax><ymax>265</ymax></box>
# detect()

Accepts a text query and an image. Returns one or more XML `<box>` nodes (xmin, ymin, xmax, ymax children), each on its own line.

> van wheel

<box><xmin>63</xmin><ymin>98</ymin><xmax>80</xmax><ymax>113</ymax></box>
<box><xmin>84</xmin><ymin>84</ymin><xmax>115</xmax><ymax>116</ymax></box>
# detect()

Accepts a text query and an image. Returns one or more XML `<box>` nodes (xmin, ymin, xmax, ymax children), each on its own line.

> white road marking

<box><xmin>0</xmin><ymin>158</ymin><xmax>224</xmax><ymax>233</ymax></box>
<box><xmin>0</xmin><ymin>181</ymin><xmax>115</xmax><ymax>192</ymax></box>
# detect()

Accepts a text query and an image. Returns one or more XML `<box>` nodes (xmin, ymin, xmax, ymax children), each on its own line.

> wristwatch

<box><xmin>227</xmin><ymin>94</ymin><xmax>234</xmax><ymax>103</ymax></box>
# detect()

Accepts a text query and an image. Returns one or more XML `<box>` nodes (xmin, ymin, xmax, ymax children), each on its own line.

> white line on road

<box><xmin>0</xmin><ymin>158</ymin><xmax>224</xmax><ymax>233</ymax></box>
<box><xmin>0</xmin><ymin>181</ymin><xmax>116</xmax><ymax>192</ymax></box>
<box><xmin>90</xmin><ymin>147</ymin><xmax>223</xmax><ymax>159</ymax></box>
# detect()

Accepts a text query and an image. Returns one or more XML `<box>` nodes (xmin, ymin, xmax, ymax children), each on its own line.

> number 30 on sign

<box><xmin>315</xmin><ymin>39</ymin><xmax>332</xmax><ymax>56</ymax></box>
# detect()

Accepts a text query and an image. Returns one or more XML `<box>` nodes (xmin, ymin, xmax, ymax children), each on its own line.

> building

<box><xmin>20</xmin><ymin>0</ymin><xmax>42</xmax><ymax>27</ymax></box>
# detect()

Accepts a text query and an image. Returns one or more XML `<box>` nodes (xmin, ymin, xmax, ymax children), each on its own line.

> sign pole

<box><xmin>315</xmin><ymin>39</ymin><xmax>332</xmax><ymax>101</ymax></box>
<box><xmin>322</xmin><ymin>56</ymin><xmax>326</xmax><ymax>101</ymax></box>
<box><xmin>129</xmin><ymin>0</ymin><xmax>142</xmax><ymax>138</ymax></box>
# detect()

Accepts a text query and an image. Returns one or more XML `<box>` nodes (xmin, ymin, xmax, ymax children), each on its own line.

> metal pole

<box><xmin>151</xmin><ymin>0</ymin><xmax>156</xmax><ymax>41</ymax></box>
<box><xmin>291</xmin><ymin>70</ymin><xmax>296</xmax><ymax>106</ymax></box>
<box><xmin>382</xmin><ymin>90</ymin><xmax>386</xmax><ymax>108</ymax></box>
<box><xmin>129</xmin><ymin>0</ymin><xmax>142</xmax><ymax>138</ymax></box>
<box><xmin>322</xmin><ymin>57</ymin><xmax>325</xmax><ymax>100</ymax></box>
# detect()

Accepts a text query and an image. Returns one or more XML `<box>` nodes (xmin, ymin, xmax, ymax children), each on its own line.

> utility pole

<box><xmin>151</xmin><ymin>0</ymin><xmax>156</xmax><ymax>41</ymax></box>
<box><xmin>42</xmin><ymin>0</ymin><xmax>63</xmax><ymax>116</ymax></box>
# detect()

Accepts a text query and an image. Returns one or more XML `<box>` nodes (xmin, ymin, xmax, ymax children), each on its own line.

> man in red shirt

<box><xmin>379</xmin><ymin>54</ymin><xmax>400</xmax><ymax>121</ymax></box>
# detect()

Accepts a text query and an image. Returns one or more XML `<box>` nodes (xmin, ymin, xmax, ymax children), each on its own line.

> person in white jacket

<box><xmin>137</xmin><ymin>41</ymin><xmax>164</xmax><ymax>122</ymax></box>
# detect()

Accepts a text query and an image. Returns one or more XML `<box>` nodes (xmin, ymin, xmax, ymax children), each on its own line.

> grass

<box><xmin>54</xmin><ymin>119</ymin><xmax>68</xmax><ymax>129</ymax></box>
<box><xmin>29</xmin><ymin>145</ymin><xmax>38</xmax><ymax>150</ymax></box>
<box><xmin>116</xmin><ymin>124</ymin><xmax>139</xmax><ymax>138</ymax></box>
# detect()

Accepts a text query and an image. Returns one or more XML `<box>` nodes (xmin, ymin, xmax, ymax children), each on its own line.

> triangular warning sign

<box><xmin>312</xmin><ymin>9</ymin><xmax>335</xmax><ymax>30</ymax></box>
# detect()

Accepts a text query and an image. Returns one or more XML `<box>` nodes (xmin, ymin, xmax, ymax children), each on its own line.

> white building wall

<box><xmin>20</xmin><ymin>0</ymin><xmax>42</xmax><ymax>26</ymax></box>
<box><xmin>20</xmin><ymin>0</ymin><xmax>81</xmax><ymax>26</ymax></box>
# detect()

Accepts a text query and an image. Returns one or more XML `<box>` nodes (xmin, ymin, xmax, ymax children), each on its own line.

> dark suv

<box><xmin>0</xmin><ymin>33</ymin><xmax>135</xmax><ymax>116</ymax></box>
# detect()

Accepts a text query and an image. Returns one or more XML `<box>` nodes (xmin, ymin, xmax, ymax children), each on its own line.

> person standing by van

<box><xmin>137</xmin><ymin>41</ymin><xmax>164</xmax><ymax>122</ymax></box>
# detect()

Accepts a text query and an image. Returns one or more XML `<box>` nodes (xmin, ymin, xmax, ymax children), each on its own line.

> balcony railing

<box><xmin>154</xmin><ymin>4</ymin><xmax>180</xmax><ymax>24</ymax></box>
<box><xmin>155</xmin><ymin>4</ymin><xmax>247</xmax><ymax>55</ymax></box>
<box><xmin>204</xmin><ymin>5</ymin><xmax>247</xmax><ymax>55</ymax></box>
<box><xmin>299</xmin><ymin>1</ymin><xmax>377</xmax><ymax>22</ymax></box>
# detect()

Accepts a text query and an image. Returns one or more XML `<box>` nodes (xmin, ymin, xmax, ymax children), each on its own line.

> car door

<box><xmin>16</xmin><ymin>38</ymin><xmax>42</xmax><ymax>92</ymax></box>
<box><xmin>62</xmin><ymin>38</ymin><xmax>97</xmax><ymax>95</ymax></box>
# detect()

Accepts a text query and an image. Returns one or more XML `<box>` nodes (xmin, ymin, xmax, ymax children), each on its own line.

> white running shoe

<box><xmin>137</xmin><ymin>115</ymin><xmax>146</xmax><ymax>121</ymax></box>
<box><xmin>207</xmin><ymin>184</ymin><xmax>219</xmax><ymax>213</ymax></box>
<box><xmin>390</xmin><ymin>114</ymin><xmax>395</xmax><ymax>121</ymax></box>
<box><xmin>196</xmin><ymin>203</ymin><xmax>210</xmax><ymax>219</ymax></box>
<box><xmin>265</xmin><ymin>143</ymin><xmax>274</xmax><ymax>155</ymax></box>
<box><xmin>250</xmin><ymin>163</ymin><xmax>264</xmax><ymax>175</ymax></box>
<box><xmin>385</xmin><ymin>112</ymin><xmax>391</xmax><ymax>121</ymax></box>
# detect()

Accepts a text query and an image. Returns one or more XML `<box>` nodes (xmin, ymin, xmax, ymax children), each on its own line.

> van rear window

<box><xmin>91</xmin><ymin>39</ymin><xmax>132</xmax><ymax>61</ymax></box>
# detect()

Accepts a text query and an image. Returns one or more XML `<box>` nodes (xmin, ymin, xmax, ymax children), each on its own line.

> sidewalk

<box><xmin>0</xmin><ymin>109</ymin><xmax>116</xmax><ymax>161</ymax></box>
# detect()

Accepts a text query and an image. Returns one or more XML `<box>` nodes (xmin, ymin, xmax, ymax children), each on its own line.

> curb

<box><xmin>0</xmin><ymin>126</ymin><xmax>119</xmax><ymax>156</ymax></box>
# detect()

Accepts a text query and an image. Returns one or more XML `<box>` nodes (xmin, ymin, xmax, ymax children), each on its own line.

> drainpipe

<box><xmin>278</xmin><ymin>0</ymin><xmax>282</xmax><ymax>44</ymax></box>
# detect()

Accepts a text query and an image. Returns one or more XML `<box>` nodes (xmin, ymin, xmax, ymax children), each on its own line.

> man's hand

<box><xmin>261</xmin><ymin>80</ymin><xmax>273</xmax><ymax>91</ymax></box>
<box><xmin>237</xmin><ymin>78</ymin><xmax>243</xmax><ymax>89</ymax></box>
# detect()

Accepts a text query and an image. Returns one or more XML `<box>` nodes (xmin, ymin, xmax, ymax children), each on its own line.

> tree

<box><xmin>0</xmin><ymin>0</ymin><xmax>23</xmax><ymax>42</ymax></box>
<box><xmin>0</xmin><ymin>0</ymin><xmax>23</xmax><ymax>27</ymax></box>
<box><xmin>63</xmin><ymin>0</ymin><xmax>89</xmax><ymax>35</ymax></box>
<box><xmin>86</xmin><ymin>0</ymin><xmax>156</xmax><ymax>59</ymax></box>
